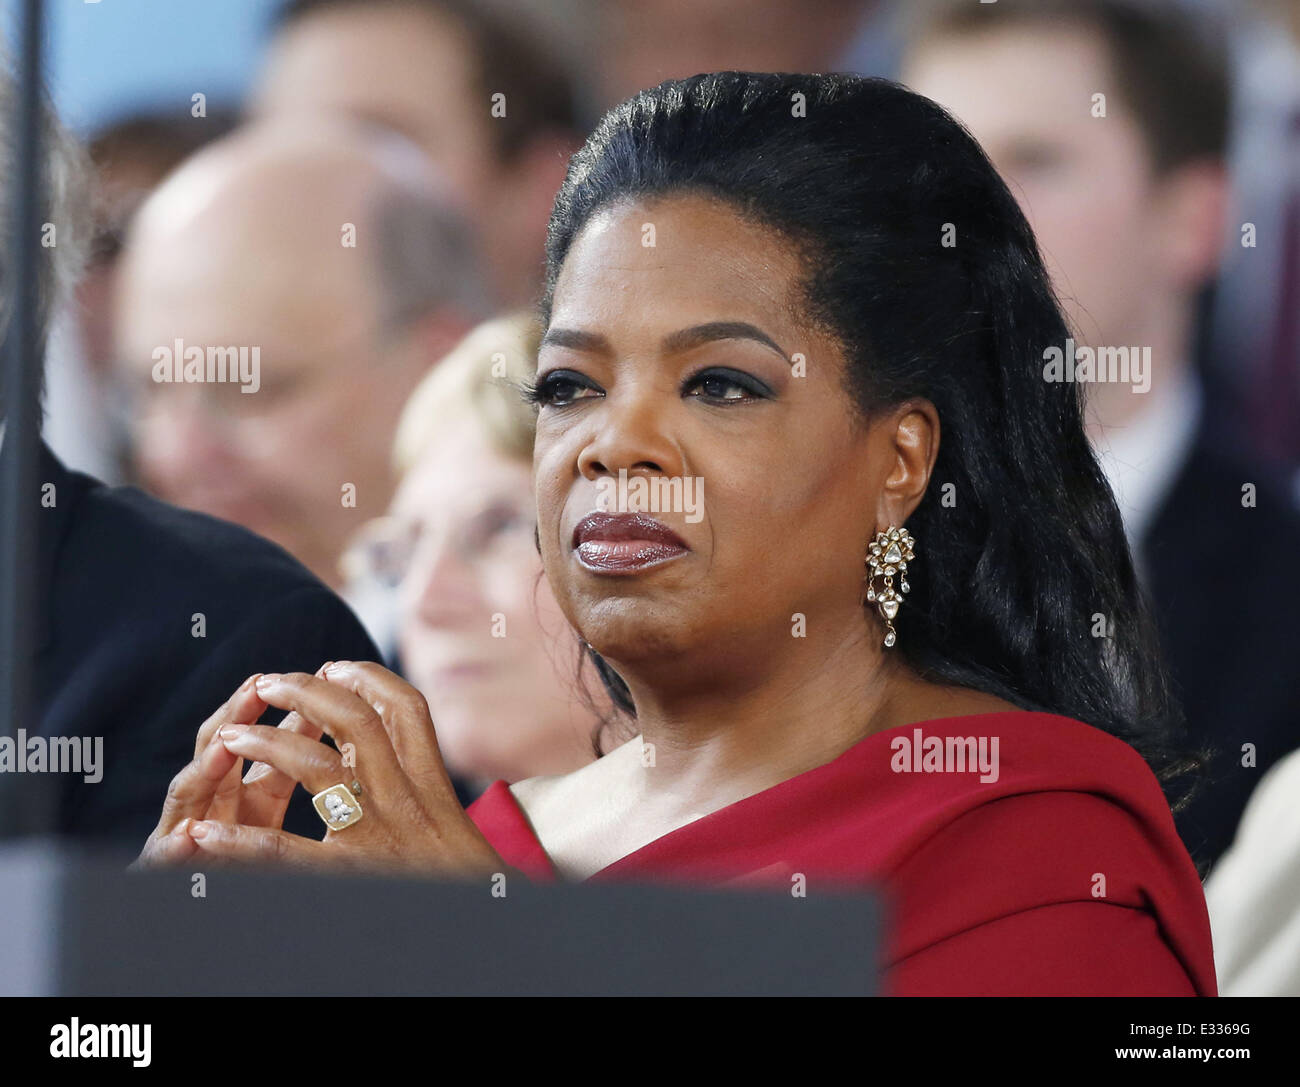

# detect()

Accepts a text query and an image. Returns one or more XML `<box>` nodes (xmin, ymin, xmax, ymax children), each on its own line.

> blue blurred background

<box><xmin>2</xmin><ymin>0</ymin><xmax>275</xmax><ymax>134</ymax></box>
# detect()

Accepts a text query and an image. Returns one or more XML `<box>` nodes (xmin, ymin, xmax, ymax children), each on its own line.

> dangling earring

<box><xmin>864</xmin><ymin>526</ymin><xmax>915</xmax><ymax>648</ymax></box>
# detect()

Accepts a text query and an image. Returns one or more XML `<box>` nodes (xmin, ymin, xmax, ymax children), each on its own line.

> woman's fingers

<box><xmin>134</xmin><ymin>819</ymin><xmax>201</xmax><ymax>869</ymax></box>
<box><xmin>194</xmin><ymin>675</ymin><xmax>268</xmax><ymax>823</ymax></box>
<box><xmin>253</xmin><ymin>672</ymin><xmax>405</xmax><ymax>787</ymax></box>
<box><xmin>184</xmin><ymin>820</ymin><xmax>330</xmax><ymax>871</ymax></box>
<box><xmin>319</xmin><ymin>661</ymin><xmax>448</xmax><ymax>785</ymax></box>
<box><xmin>148</xmin><ymin>668</ymin><xmax>502</xmax><ymax>878</ymax></box>
<box><xmin>153</xmin><ymin>733</ymin><xmax>242</xmax><ymax>839</ymax></box>
<box><xmin>238</xmin><ymin>710</ymin><xmax>326</xmax><ymax>827</ymax></box>
<box><xmin>192</xmin><ymin>675</ymin><xmax>267</xmax><ymax>760</ymax></box>
<box><xmin>235</xmin><ymin>663</ymin><xmax>329</xmax><ymax>827</ymax></box>
<box><xmin>206</xmin><ymin>752</ymin><xmax>246</xmax><ymax>824</ymax></box>
<box><xmin>218</xmin><ymin>724</ymin><xmax>347</xmax><ymax>798</ymax></box>
<box><xmin>141</xmin><ymin>674</ymin><xmax>263</xmax><ymax>859</ymax></box>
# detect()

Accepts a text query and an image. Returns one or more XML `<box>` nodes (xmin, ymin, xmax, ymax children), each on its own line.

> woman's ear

<box><xmin>874</xmin><ymin>398</ymin><xmax>939</xmax><ymax>528</ymax></box>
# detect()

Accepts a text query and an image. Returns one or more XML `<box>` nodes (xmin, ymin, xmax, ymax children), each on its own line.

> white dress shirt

<box><xmin>1090</xmin><ymin>368</ymin><xmax>1203</xmax><ymax>563</ymax></box>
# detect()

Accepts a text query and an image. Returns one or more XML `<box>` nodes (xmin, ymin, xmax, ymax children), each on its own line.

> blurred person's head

<box><xmin>351</xmin><ymin>312</ymin><xmax>601</xmax><ymax>782</ymax></box>
<box><xmin>253</xmin><ymin>0</ymin><xmax>583</xmax><ymax>309</ymax></box>
<box><xmin>902</xmin><ymin>0</ymin><xmax>1231</xmax><ymax>429</ymax></box>
<box><xmin>115</xmin><ymin>119</ymin><xmax>486</xmax><ymax>588</ymax></box>
<box><xmin>77</xmin><ymin>110</ymin><xmax>239</xmax><ymax>374</ymax></box>
<box><xmin>0</xmin><ymin>63</ymin><xmax>89</xmax><ymax>414</ymax></box>
<box><xmin>598</xmin><ymin>0</ymin><xmax>874</xmax><ymax>106</ymax></box>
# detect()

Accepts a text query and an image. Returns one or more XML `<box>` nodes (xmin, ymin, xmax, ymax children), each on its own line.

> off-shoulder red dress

<box><xmin>466</xmin><ymin>711</ymin><xmax>1218</xmax><ymax>996</ymax></box>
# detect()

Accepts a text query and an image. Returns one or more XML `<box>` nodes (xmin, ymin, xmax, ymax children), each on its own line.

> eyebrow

<box><xmin>540</xmin><ymin>321</ymin><xmax>788</xmax><ymax>361</ymax></box>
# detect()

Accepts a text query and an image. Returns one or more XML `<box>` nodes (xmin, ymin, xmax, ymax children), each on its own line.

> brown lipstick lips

<box><xmin>572</xmin><ymin>512</ymin><xmax>690</xmax><ymax>573</ymax></box>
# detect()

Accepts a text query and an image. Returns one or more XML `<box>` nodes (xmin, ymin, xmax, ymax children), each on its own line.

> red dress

<box><xmin>467</xmin><ymin>711</ymin><xmax>1218</xmax><ymax>996</ymax></box>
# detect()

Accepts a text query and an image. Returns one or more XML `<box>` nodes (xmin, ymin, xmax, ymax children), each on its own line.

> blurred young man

<box><xmin>903</xmin><ymin>0</ymin><xmax>1300</xmax><ymax>872</ymax></box>
<box><xmin>252</xmin><ymin>0</ymin><xmax>583</xmax><ymax>309</ymax></box>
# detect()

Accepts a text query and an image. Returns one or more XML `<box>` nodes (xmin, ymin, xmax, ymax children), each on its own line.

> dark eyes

<box><xmin>686</xmin><ymin>366</ymin><xmax>776</xmax><ymax>402</ymax></box>
<box><xmin>522</xmin><ymin>369</ymin><xmax>601</xmax><ymax>407</ymax></box>
<box><xmin>523</xmin><ymin>366</ymin><xmax>771</xmax><ymax>408</ymax></box>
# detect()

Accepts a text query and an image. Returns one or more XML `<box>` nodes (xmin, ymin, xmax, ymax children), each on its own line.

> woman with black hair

<box><xmin>140</xmin><ymin>73</ymin><xmax>1217</xmax><ymax>996</ymax></box>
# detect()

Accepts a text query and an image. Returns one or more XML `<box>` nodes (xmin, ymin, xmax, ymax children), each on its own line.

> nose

<box><xmin>404</xmin><ymin>529</ymin><xmax>482</xmax><ymax>630</ymax></box>
<box><xmin>576</xmin><ymin>382</ymin><xmax>685</xmax><ymax>484</ymax></box>
<box><xmin>137</xmin><ymin>390</ymin><xmax>233</xmax><ymax>489</ymax></box>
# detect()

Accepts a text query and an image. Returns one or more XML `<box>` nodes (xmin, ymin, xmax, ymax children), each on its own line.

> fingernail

<box><xmin>323</xmin><ymin>661</ymin><xmax>347</xmax><ymax>675</ymax></box>
<box><xmin>188</xmin><ymin>820</ymin><xmax>210</xmax><ymax>839</ymax></box>
<box><xmin>255</xmin><ymin>674</ymin><xmax>281</xmax><ymax>693</ymax></box>
<box><xmin>316</xmin><ymin>661</ymin><xmax>334</xmax><ymax>676</ymax></box>
<box><xmin>243</xmin><ymin>762</ymin><xmax>272</xmax><ymax>784</ymax></box>
<box><xmin>219</xmin><ymin>725</ymin><xmax>248</xmax><ymax>741</ymax></box>
<box><xmin>243</xmin><ymin>674</ymin><xmax>260</xmax><ymax>691</ymax></box>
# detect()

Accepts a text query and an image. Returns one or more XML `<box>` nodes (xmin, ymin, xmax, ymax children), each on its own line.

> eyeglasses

<box><xmin>343</xmin><ymin>503</ymin><xmax>537</xmax><ymax>589</ymax></box>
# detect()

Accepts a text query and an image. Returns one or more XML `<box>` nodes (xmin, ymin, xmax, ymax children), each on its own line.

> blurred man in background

<box><xmin>252</xmin><ymin>0</ymin><xmax>584</xmax><ymax>310</ymax></box>
<box><xmin>0</xmin><ymin>72</ymin><xmax>379</xmax><ymax>848</ymax></box>
<box><xmin>115</xmin><ymin>119</ymin><xmax>488</xmax><ymax>650</ymax></box>
<box><xmin>903</xmin><ymin>0</ymin><xmax>1300</xmax><ymax>872</ymax></box>
<box><xmin>43</xmin><ymin>109</ymin><xmax>238</xmax><ymax>483</ymax></box>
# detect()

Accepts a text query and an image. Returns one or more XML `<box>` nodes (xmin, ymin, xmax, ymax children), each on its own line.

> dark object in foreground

<box><xmin>0</xmin><ymin>842</ymin><xmax>879</xmax><ymax>996</ymax></box>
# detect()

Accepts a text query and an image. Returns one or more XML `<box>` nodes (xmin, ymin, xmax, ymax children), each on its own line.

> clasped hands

<box><xmin>136</xmin><ymin>661</ymin><xmax>511</xmax><ymax>879</ymax></box>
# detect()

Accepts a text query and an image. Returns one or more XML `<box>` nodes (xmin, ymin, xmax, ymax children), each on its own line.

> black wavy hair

<box><xmin>541</xmin><ymin>72</ymin><xmax>1205</xmax><ymax>819</ymax></box>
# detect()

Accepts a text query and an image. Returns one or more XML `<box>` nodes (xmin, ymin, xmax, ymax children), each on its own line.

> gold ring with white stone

<box><xmin>312</xmin><ymin>783</ymin><xmax>364</xmax><ymax>832</ymax></box>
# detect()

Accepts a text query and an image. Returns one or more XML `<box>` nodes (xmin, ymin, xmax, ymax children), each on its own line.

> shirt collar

<box><xmin>1091</xmin><ymin>368</ymin><xmax>1203</xmax><ymax>549</ymax></box>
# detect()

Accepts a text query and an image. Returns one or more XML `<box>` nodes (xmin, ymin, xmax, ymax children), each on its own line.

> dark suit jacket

<box><xmin>1144</xmin><ymin>428</ymin><xmax>1300</xmax><ymax>872</ymax></box>
<box><xmin>28</xmin><ymin>444</ymin><xmax>380</xmax><ymax>849</ymax></box>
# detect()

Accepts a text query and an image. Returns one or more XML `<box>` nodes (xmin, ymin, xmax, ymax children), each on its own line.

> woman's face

<box><xmin>394</xmin><ymin>414</ymin><xmax>598</xmax><ymax>782</ymax></box>
<box><xmin>534</xmin><ymin>193</ymin><xmax>902</xmax><ymax>688</ymax></box>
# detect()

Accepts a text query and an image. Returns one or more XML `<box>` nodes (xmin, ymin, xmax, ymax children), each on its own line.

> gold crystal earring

<box><xmin>865</xmin><ymin>526</ymin><xmax>915</xmax><ymax>648</ymax></box>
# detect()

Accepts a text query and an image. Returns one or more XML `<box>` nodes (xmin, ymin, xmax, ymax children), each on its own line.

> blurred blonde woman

<box><xmin>346</xmin><ymin>313</ymin><xmax>604</xmax><ymax>795</ymax></box>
